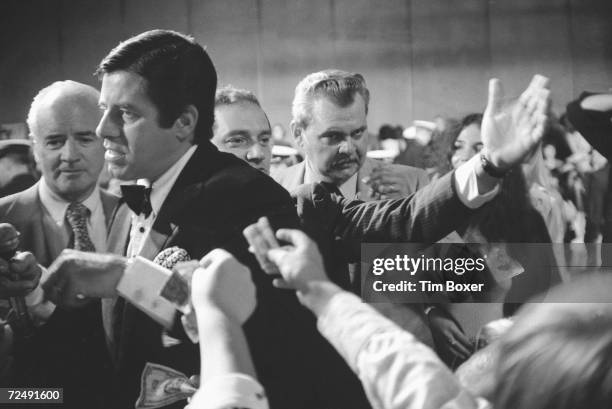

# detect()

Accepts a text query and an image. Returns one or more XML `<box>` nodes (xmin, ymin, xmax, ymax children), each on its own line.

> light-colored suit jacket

<box><xmin>0</xmin><ymin>181</ymin><xmax>118</xmax><ymax>408</ymax></box>
<box><xmin>273</xmin><ymin>157</ymin><xmax>429</xmax><ymax>201</ymax></box>
<box><xmin>0</xmin><ymin>182</ymin><xmax>117</xmax><ymax>266</ymax></box>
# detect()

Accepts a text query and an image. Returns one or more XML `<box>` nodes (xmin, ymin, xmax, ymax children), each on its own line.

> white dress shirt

<box><xmin>126</xmin><ymin>145</ymin><xmax>197</xmax><ymax>258</ymax></box>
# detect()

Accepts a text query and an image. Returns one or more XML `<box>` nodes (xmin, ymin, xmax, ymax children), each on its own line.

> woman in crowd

<box><xmin>426</xmin><ymin>113</ymin><xmax>561</xmax><ymax>367</ymax></box>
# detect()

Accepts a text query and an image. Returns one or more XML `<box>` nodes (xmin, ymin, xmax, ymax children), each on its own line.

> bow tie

<box><xmin>121</xmin><ymin>184</ymin><xmax>153</xmax><ymax>218</ymax></box>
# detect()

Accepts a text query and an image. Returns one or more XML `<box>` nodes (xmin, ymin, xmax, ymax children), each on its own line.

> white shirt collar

<box><xmin>38</xmin><ymin>178</ymin><xmax>102</xmax><ymax>225</ymax></box>
<box><xmin>134</xmin><ymin>145</ymin><xmax>197</xmax><ymax>218</ymax></box>
<box><xmin>303</xmin><ymin>159</ymin><xmax>359</xmax><ymax>198</ymax></box>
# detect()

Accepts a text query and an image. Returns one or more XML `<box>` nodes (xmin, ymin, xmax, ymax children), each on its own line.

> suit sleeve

<box><xmin>566</xmin><ymin>92</ymin><xmax>612</xmax><ymax>159</ymax></box>
<box><xmin>333</xmin><ymin>171</ymin><xmax>472</xmax><ymax>261</ymax></box>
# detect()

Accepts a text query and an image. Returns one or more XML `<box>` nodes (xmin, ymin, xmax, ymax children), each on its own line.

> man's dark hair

<box><xmin>95</xmin><ymin>29</ymin><xmax>217</xmax><ymax>143</ymax></box>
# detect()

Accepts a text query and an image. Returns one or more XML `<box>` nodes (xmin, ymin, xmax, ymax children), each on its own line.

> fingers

<box><xmin>267</xmin><ymin>247</ymin><xmax>288</xmax><ymax>268</ymax></box>
<box><xmin>257</xmin><ymin>217</ymin><xmax>279</xmax><ymax>248</ymax></box>
<box><xmin>0</xmin><ymin>275</ymin><xmax>37</xmax><ymax>296</ymax></box>
<box><xmin>447</xmin><ymin>331</ymin><xmax>472</xmax><ymax>359</ymax></box>
<box><xmin>275</xmin><ymin>228</ymin><xmax>310</xmax><ymax>248</ymax></box>
<box><xmin>272</xmin><ymin>277</ymin><xmax>293</xmax><ymax>289</ymax></box>
<box><xmin>10</xmin><ymin>252</ymin><xmax>41</xmax><ymax>282</ymax></box>
<box><xmin>486</xmin><ymin>78</ymin><xmax>504</xmax><ymax>115</ymax></box>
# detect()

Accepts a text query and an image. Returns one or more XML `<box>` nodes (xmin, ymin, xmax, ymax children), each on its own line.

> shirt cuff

<box><xmin>453</xmin><ymin>153</ymin><xmax>500</xmax><ymax>209</ymax></box>
<box><xmin>117</xmin><ymin>256</ymin><xmax>176</xmax><ymax>329</ymax></box>
<box><xmin>188</xmin><ymin>374</ymin><xmax>269</xmax><ymax>409</ymax></box>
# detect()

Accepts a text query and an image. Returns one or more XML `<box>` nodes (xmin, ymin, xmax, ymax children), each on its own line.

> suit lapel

<box><xmin>145</xmin><ymin>142</ymin><xmax>221</xmax><ymax>255</ymax></box>
<box><xmin>106</xmin><ymin>204</ymin><xmax>132</xmax><ymax>256</ymax></box>
<box><xmin>13</xmin><ymin>185</ymin><xmax>59</xmax><ymax>265</ymax></box>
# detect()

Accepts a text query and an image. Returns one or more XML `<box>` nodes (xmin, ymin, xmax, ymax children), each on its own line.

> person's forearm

<box><xmin>197</xmin><ymin>308</ymin><xmax>257</xmax><ymax>380</ymax></box>
<box><xmin>297</xmin><ymin>280</ymin><xmax>343</xmax><ymax>317</ymax></box>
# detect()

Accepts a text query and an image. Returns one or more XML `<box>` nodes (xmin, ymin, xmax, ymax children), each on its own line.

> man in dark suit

<box><xmin>41</xmin><ymin>30</ymin><xmax>368</xmax><ymax>409</ymax></box>
<box><xmin>0</xmin><ymin>80</ymin><xmax>116</xmax><ymax>407</ymax></box>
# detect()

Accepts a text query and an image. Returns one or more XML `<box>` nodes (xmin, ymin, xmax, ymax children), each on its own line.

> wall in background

<box><xmin>1</xmin><ymin>0</ymin><xmax>611</xmax><ymax>133</ymax></box>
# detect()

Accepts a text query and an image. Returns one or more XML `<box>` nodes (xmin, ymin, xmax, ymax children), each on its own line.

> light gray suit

<box><xmin>273</xmin><ymin>157</ymin><xmax>429</xmax><ymax>200</ymax></box>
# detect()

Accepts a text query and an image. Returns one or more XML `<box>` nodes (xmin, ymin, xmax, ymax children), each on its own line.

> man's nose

<box><xmin>60</xmin><ymin>139</ymin><xmax>80</xmax><ymax>162</ymax></box>
<box><xmin>246</xmin><ymin>144</ymin><xmax>265</xmax><ymax>163</ymax></box>
<box><xmin>96</xmin><ymin>110</ymin><xmax>120</xmax><ymax>140</ymax></box>
<box><xmin>338</xmin><ymin>138</ymin><xmax>356</xmax><ymax>155</ymax></box>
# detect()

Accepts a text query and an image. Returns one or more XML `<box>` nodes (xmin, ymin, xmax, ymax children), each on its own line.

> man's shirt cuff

<box><xmin>188</xmin><ymin>374</ymin><xmax>269</xmax><ymax>409</ymax></box>
<box><xmin>453</xmin><ymin>154</ymin><xmax>500</xmax><ymax>209</ymax></box>
<box><xmin>117</xmin><ymin>256</ymin><xmax>176</xmax><ymax>329</ymax></box>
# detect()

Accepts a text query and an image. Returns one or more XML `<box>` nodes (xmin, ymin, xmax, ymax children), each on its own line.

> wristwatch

<box><xmin>480</xmin><ymin>153</ymin><xmax>508</xmax><ymax>178</ymax></box>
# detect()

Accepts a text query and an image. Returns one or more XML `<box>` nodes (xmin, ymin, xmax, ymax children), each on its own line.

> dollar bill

<box><xmin>135</xmin><ymin>362</ymin><xmax>197</xmax><ymax>409</ymax></box>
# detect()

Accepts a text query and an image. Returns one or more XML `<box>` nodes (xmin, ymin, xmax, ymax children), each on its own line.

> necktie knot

<box><xmin>319</xmin><ymin>181</ymin><xmax>344</xmax><ymax>197</ymax></box>
<box><xmin>66</xmin><ymin>202</ymin><xmax>96</xmax><ymax>252</ymax></box>
<box><xmin>121</xmin><ymin>184</ymin><xmax>153</xmax><ymax>218</ymax></box>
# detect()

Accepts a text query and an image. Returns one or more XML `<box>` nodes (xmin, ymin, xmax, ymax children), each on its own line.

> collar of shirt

<box><xmin>131</xmin><ymin>144</ymin><xmax>198</xmax><ymax>221</ymax></box>
<box><xmin>303</xmin><ymin>158</ymin><xmax>358</xmax><ymax>198</ymax></box>
<box><xmin>38</xmin><ymin>177</ymin><xmax>102</xmax><ymax>226</ymax></box>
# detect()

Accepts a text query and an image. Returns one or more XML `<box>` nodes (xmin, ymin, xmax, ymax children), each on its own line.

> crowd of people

<box><xmin>0</xmin><ymin>28</ymin><xmax>610</xmax><ymax>409</ymax></box>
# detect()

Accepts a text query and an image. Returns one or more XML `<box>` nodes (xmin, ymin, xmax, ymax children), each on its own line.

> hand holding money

<box><xmin>243</xmin><ymin>217</ymin><xmax>281</xmax><ymax>275</ymax></box>
<box><xmin>266</xmin><ymin>229</ymin><xmax>329</xmax><ymax>292</ymax></box>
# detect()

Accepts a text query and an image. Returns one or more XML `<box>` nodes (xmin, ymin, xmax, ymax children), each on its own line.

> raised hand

<box><xmin>0</xmin><ymin>252</ymin><xmax>42</xmax><ymax>299</ymax></box>
<box><xmin>482</xmin><ymin>75</ymin><xmax>550</xmax><ymax>170</ymax></box>
<box><xmin>266</xmin><ymin>229</ymin><xmax>328</xmax><ymax>293</ymax></box>
<box><xmin>192</xmin><ymin>249</ymin><xmax>256</xmax><ymax>325</ymax></box>
<box><xmin>243</xmin><ymin>217</ymin><xmax>281</xmax><ymax>275</ymax></box>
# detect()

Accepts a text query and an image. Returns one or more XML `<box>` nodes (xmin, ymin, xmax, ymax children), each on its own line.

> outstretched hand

<box><xmin>482</xmin><ymin>75</ymin><xmax>550</xmax><ymax>170</ymax></box>
<box><xmin>266</xmin><ymin>229</ymin><xmax>328</xmax><ymax>293</ymax></box>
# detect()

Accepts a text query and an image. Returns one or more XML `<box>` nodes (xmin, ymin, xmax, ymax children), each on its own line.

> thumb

<box><xmin>267</xmin><ymin>247</ymin><xmax>289</xmax><ymax>265</ymax></box>
<box><xmin>485</xmin><ymin>78</ymin><xmax>503</xmax><ymax>115</ymax></box>
<box><xmin>275</xmin><ymin>228</ymin><xmax>309</xmax><ymax>247</ymax></box>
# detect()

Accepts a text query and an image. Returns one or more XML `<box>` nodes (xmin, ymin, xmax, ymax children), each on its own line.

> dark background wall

<box><xmin>1</xmin><ymin>0</ymin><xmax>611</xmax><ymax>132</ymax></box>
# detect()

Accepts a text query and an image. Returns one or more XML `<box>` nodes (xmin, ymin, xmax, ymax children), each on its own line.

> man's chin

<box><xmin>328</xmin><ymin>166</ymin><xmax>359</xmax><ymax>185</ymax></box>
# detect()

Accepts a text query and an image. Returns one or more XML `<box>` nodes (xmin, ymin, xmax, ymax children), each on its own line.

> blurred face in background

<box><xmin>451</xmin><ymin>123</ymin><xmax>482</xmax><ymax>169</ymax></box>
<box><xmin>295</xmin><ymin>94</ymin><xmax>368</xmax><ymax>186</ymax></box>
<box><xmin>212</xmin><ymin>102</ymin><xmax>272</xmax><ymax>174</ymax></box>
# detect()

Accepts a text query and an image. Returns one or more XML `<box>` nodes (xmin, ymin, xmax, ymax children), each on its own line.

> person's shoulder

<box><xmin>270</xmin><ymin>162</ymin><xmax>305</xmax><ymax>191</ymax></box>
<box><xmin>204</xmin><ymin>157</ymin><xmax>292</xmax><ymax>203</ymax></box>
<box><xmin>0</xmin><ymin>183</ymin><xmax>40</xmax><ymax>221</ymax></box>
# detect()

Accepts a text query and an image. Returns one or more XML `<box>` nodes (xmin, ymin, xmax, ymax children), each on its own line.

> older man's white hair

<box><xmin>26</xmin><ymin>80</ymin><xmax>100</xmax><ymax>138</ymax></box>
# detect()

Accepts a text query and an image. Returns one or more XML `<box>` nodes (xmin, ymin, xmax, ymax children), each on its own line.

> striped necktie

<box><xmin>66</xmin><ymin>202</ymin><xmax>96</xmax><ymax>252</ymax></box>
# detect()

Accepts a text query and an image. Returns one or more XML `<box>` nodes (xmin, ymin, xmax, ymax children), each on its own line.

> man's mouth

<box><xmin>333</xmin><ymin>158</ymin><xmax>358</xmax><ymax>169</ymax></box>
<box><xmin>105</xmin><ymin>149</ymin><xmax>126</xmax><ymax>163</ymax></box>
<box><xmin>104</xmin><ymin>140</ymin><xmax>127</xmax><ymax>163</ymax></box>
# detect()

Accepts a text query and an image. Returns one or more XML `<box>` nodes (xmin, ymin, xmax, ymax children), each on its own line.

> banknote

<box><xmin>135</xmin><ymin>362</ymin><xmax>197</xmax><ymax>409</ymax></box>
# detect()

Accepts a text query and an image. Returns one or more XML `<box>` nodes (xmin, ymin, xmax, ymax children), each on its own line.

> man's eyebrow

<box><xmin>225</xmin><ymin>130</ymin><xmax>250</xmax><ymax>137</ymax></box>
<box><xmin>258</xmin><ymin>130</ymin><xmax>272</xmax><ymax>137</ymax></box>
<box><xmin>75</xmin><ymin>130</ymin><xmax>96</xmax><ymax>137</ymax></box>
<box><xmin>352</xmin><ymin>126</ymin><xmax>367</xmax><ymax>134</ymax></box>
<box><xmin>43</xmin><ymin>133</ymin><xmax>65</xmax><ymax>139</ymax></box>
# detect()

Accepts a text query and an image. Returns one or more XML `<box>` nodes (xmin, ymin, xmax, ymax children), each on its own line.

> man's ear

<box><xmin>30</xmin><ymin>137</ymin><xmax>41</xmax><ymax>164</ymax></box>
<box><xmin>174</xmin><ymin>104</ymin><xmax>199</xmax><ymax>143</ymax></box>
<box><xmin>290</xmin><ymin>120</ymin><xmax>305</xmax><ymax>149</ymax></box>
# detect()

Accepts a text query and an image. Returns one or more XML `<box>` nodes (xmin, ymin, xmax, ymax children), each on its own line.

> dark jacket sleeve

<box><xmin>295</xmin><ymin>170</ymin><xmax>473</xmax><ymax>263</ymax></box>
<box><xmin>566</xmin><ymin>92</ymin><xmax>612</xmax><ymax>159</ymax></box>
